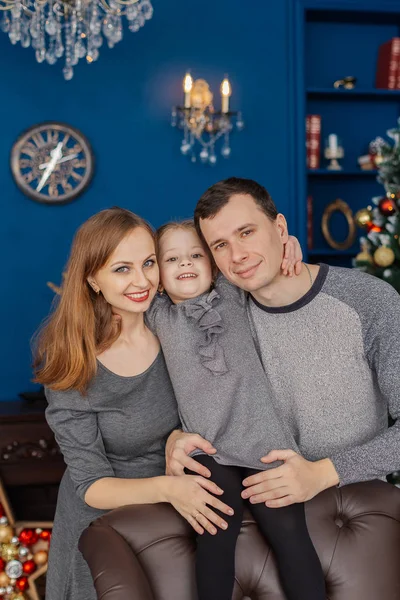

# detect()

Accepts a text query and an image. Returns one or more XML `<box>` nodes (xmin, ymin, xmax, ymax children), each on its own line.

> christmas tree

<box><xmin>354</xmin><ymin>118</ymin><xmax>400</xmax><ymax>293</ymax></box>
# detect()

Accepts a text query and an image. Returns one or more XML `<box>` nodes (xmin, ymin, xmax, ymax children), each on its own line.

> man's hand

<box><xmin>241</xmin><ymin>450</ymin><xmax>339</xmax><ymax>508</ymax></box>
<box><xmin>165</xmin><ymin>430</ymin><xmax>217</xmax><ymax>477</ymax></box>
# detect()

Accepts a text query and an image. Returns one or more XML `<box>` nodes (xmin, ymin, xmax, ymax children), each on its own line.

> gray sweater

<box><xmin>248</xmin><ymin>263</ymin><xmax>400</xmax><ymax>486</ymax></box>
<box><xmin>146</xmin><ymin>276</ymin><xmax>298</xmax><ymax>470</ymax></box>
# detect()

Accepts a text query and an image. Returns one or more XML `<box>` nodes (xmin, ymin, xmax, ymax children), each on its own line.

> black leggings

<box><xmin>186</xmin><ymin>455</ymin><xmax>325</xmax><ymax>600</ymax></box>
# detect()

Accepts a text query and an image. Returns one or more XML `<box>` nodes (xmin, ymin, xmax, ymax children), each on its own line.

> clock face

<box><xmin>10</xmin><ymin>122</ymin><xmax>94</xmax><ymax>205</ymax></box>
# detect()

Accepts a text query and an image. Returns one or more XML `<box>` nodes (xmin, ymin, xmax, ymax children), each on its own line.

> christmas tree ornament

<box><xmin>14</xmin><ymin>578</ymin><xmax>28</xmax><ymax>593</ymax></box>
<box><xmin>374</xmin><ymin>246</ymin><xmax>395</xmax><ymax>267</ymax></box>
<box><xmin>355</xmin><ymin>250</ymin><xmax>373</xmax><ymax>264</ymax></box>
<box><xmin>0</xmin><ymin>527</ymin><xmax>13</xmax><ymax>544</ymax></box>
<box><xmin>21</xmin><ymin>561</ymin><xmax>36</xmax><ymax>576</ymax></box>
<box><xmin>355</xmin><ymin>208</ymin><xmax>373</xmax><ymax>228</ymax></box>
<box><xmin>5</xmin><ymin>561</ymin><xmax>23</xmax><ymax>580</ymax></box>
<box><xmin>0</xmin><ymin>479</ymin><xmax>52</xmax><ymax>600</ymax></box>
<box><xmin>379</xmin><ymin>197</ymin><xmax>396</xmax><ymax>216</ymax></box>
<box><xmin>33</xmin><ymin>551</ymin><xmax>48</xmax><ymax>566</ymax></box>
<box><xmin>367</xmin><ymin>223</ymin><xmax>382</xmax><ymax>233</ymax></box>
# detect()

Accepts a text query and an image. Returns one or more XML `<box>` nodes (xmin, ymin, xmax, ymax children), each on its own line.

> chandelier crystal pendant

<box><xmin>0</xmin><ymin>0</ymin><xmax>153</xmax><ymax>80</ymax></box>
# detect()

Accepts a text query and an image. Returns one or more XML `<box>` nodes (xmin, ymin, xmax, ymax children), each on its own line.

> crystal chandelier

<box><xmin>171</xmin><ymin>72</ymin><xmax>244</xmax><ymax>165</ymax></box>
<box><xmin>0</xmin><ymin>0</ymin><xmax>153</xmax><ymax>80</ymax></box>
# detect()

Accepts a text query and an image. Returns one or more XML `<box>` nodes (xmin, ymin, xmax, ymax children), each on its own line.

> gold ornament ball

<box><xmin>0</xmin><ymin>525</ymin><xmax>14</xmax><ymax>543</ymax></box>
<box><xmin>355</xmin><ymin>251</ymin><xmax>373</xmax><ymax>264</ymax></box>
<box><xmin>1</xmin><ymin>543</ymin><xmax>19</xmax><ymax>561</ymax></box>
<box><xmin>33</xmin><ymin>550</ymin><xmax>48</xmax><ymax>566</ymax></box>
<box><xmin>10</xmin><ymin>594</ymin><xmax>27</xmax><ymax>600</ymax></box>
<box><xmin>0</xmin><ymin>572</ymin><xmax>10</xmax><ymax>586</ymax></box>
<box><xmin>374</xmin><ymin>246</ymin><xmax>395</xmax><ymax>267</ymax></box>
<box><xmin>355</xmin><ymin>208</ymin><xmax>372</xmax><ymax>228</ymax></box>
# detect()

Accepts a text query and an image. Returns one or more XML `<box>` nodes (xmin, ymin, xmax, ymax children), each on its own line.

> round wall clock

<box><xmin>10</xmin><ymin>122</ymin><xmax>95</xmax><ymax>205</ymax></box>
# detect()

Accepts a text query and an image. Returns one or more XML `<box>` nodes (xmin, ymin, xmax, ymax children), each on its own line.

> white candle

<box><xmin>183</xmin><ymin>72</ymin><xmax>193</xmax><ymax>109</ymax></box>
<box><xmin>220</xmin><ymin>77</ymin><xmax>231</xmax><ymax>113</ymax></box>
<box><xmin>328</xmin><ymin>134</ymin><xmax>338</xmax><ymax>154</ymax></box>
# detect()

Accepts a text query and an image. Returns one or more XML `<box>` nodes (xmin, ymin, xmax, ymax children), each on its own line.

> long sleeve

<box><xmin>45</xmin><ymin>388</ymin><xmax>115</xmax><ymax>501</ymax></box>
<box><xmin>330</xmin><ymin>281</ymin><xmax>400</xmax><ymax>486</ymax></box>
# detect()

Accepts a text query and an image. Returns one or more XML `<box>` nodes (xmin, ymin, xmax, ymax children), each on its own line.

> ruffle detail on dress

<box><xmin>182</xmin><ymin>289</ymin><xmax>228</xmax><ymax>375</ymax></box>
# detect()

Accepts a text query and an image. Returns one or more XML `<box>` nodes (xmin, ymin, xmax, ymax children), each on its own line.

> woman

<box><xmin>33</xmin><ymin>207</ymin><xmax>234</xmax><ymax>600</ymax></box>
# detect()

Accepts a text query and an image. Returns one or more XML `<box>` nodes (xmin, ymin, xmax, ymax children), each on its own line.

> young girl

<box><xmin>146</xmin><ymin>220</ymin><xmax>326</xmax><ymax>600</ymax></box>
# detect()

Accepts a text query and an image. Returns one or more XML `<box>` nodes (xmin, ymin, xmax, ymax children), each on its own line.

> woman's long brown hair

<box><xmin>33</xmin><ymin>207</ymin><xmax>155</xmax><ymax>393</ymax></box>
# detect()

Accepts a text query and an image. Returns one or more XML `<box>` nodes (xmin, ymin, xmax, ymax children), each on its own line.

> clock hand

<box><xmin>39</xmin><ymin>153</ymin><xmax>79</xmax><ymax>170</ymax></box>
<box><xmin>36</xmin><ymin>141</ymin><xmax>63</xmax><ymax>192</ymax></box>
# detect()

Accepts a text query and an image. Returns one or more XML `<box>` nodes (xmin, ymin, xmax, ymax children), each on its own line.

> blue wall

<box><xmin>0</xmin><ymin>0</ymin><xmax>298</xmax><ymax>400</ymax></box>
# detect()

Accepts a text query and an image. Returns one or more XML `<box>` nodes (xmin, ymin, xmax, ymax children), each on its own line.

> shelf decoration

<box><xmin>354</xmin><ymin>118</ymin><xmax>400</xmax><ymax>292</ymax></box>
<box><xmin>0</xmin><ymin>478</ymin><xmax>52</xmax><ymax>600</ymax></box>
<box><xmin>333</xmin><ymin>76</ymin><xmax>357</xmax><ymax>90</ymax></box>
<box><xmin>321</xmin><ymin>199</ymin><xmax>356</xmax><ymax>251</ymax></box>
<box><xmin>324</xmin><ymin>134</ymin><xmax>344</xmax><ymax>171</ymax></box>
<box><xmin>171</xmin><ymin>72</ymin><xmax>244</xmax><ymax>165</ymax></box>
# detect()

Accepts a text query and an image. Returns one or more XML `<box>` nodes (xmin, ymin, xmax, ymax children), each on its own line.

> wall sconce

<box><xmin>171</xmin><ymin>71</ymin><xmax>244</xmax><ymax>165</ymax></box>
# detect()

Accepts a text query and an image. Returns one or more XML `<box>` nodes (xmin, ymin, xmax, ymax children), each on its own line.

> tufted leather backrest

<box><xmin>79</xmin><ymin>480</ymin><xmax>400</xmax><ymax>599</ymax></box>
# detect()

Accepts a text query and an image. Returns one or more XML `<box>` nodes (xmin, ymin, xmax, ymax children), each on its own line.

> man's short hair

<box><xmin>194</xmin><ymin>177</ymin><xmax>278</xmax><ymax>238</ymax></box>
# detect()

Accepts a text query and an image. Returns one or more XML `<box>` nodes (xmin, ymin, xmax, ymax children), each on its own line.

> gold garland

<box><xmin>321</xmin><ymin>198</ymin><xmax>356</xmax><ymax>251</ymax></box>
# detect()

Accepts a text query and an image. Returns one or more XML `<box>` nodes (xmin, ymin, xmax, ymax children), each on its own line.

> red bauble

<box><xmin>16</xmin><ymin>576</ymin><xmax>29</xmax><ymax>592</ymax></box>
<box><xmin>379</xmin><ymin>197</ymin><xmax>396</xmax><ymax>216</ymax></box>
<box><xmin>22</xmin><ymin>560</ymin><xmax>36</xmax><ymax>575</ymax></box>
<box><xmin>0</xmin><ymin>557</ymin><xmax>5</xmax><ymax>571</ymax></box>
<box><xmin>0</xmin><ymin>503</ymin><xmax>4</xmax><ymax>517</ymax></box>
<box><xmin>367</xmin><ymin>223</ymin><xmax>382</xmax><ymax>233</ymax></box>
<box><xmin>39</xmin><ymin>529</ymin><xmax>51</xmax><ymax>542</ymax></box>
<box><xmin>19</xmin><ymin>529</ymin><xmax>39</xmax><ymax>546</ymax></box>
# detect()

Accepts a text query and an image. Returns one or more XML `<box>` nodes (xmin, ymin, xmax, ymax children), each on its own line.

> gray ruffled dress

<box><xmin>146</xmin><ymin>276</ymin><xmax>298</xmax><ymax>470</ymax></box>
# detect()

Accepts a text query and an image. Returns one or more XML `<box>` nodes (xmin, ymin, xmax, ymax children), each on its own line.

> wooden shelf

<box><xmin>308</xmin><ymin>169</ymin><xmax>378</xmax><ymax>177</ymax></box>
<box><xmin>307</xmin><ymin>88</ymin><xmax>400</xmax><ymax>98</ymax></box>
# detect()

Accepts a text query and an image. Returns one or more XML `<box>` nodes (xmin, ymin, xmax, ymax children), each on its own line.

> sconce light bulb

<box><xmin>184</xmin><ymin>72</ymin><xmax>193</xmax><ymax>93</ymax></box>
<box><xmin>221</xmin><ymin>77</ymin><xmax>232</xmax><ymax>97</ymax></box>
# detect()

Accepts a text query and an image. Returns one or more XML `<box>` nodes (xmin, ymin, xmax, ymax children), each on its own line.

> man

<box><xmin>167</xmin><ymin>177</ymin><xmax>400</xmax><ymax>510</ymax></box>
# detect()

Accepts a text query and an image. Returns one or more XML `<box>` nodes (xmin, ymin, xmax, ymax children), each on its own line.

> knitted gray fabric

<box><xmin>44</xmin><ymin>352</ymin><xmax>179</xmax><ymax>600</ymax></box>
<box><xmin>146</xmin><ymin>276</ymin><xmax>298</xmax><ymax>470</ymax></box>
<box><xmin>248</xmin><ymin>263</ymin><xmax>400</xmax><ymax>486</ymax></box>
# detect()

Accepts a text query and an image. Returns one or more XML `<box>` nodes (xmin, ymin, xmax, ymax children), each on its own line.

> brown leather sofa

<box><xmin>79</xmin><ymin>479</ymin><xmax>400</xmax><ymax>599</ymax></box>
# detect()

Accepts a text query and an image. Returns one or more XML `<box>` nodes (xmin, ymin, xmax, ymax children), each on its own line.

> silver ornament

<box><xmin>11</xmin><ymin>536</ymin><xmax>19</xmax><ymax>545</ymax></box>
<box><xmin>0</xmin><ymin>516</ymin><xmax>8</xmax><ymax>525</ymax></box>
<box><xmin>18</xmin><ymin>546</ymin><xmax>29</xmax><ymax>557</ymax></box>
<box><xmin>5</xmin><ymin>559</ymin><xmax>23</xmax><ymax>579</ymax></box>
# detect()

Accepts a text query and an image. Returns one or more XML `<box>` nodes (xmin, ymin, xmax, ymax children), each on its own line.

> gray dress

<box><xmin>45</xmin><ymin>351</ymin><xmax>180</xmax><ymax>600</ymax></box>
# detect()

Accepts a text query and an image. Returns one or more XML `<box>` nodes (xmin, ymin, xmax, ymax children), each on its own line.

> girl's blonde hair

<box><xmin>33</xmin><ymin>207</ymin><xmax>155</xmax><ymax>393</ymax></box>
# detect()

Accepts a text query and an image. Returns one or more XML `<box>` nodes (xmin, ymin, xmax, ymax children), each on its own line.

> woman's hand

<box><xmin>166</xmin><ymin>430</ymin><xmax>216</xmax><ymax>477</ymax></box>
<box><xmin>281</xmin><ymin>235</ymin><xmax>303</xmax><ymax>277</ymax></box>
<box><xmin>161</xmin><ymin>475</ymin><xmax>234</xmax><ymax>535</ymax></box>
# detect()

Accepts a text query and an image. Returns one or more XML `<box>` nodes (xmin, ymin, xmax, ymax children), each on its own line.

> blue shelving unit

<box><xmin>298</xmin><ymin>3</ymin><xmax>400</xmax><ymax>265</ymax></box>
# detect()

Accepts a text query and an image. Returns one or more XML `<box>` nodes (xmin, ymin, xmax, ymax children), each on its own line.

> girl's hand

<box><xmin>161</xmin><ymin>475</ymin><xmax>234</xmax><ymax>536</ymax></box>
<box><xmin>281</xmin><ymin>235</ymin><xmax>303</xmax><ymax>277</ymax></box>
<box><xmin>166</xmin><ymin>430</ymin><xmax>216</xmax><ymax>477</ymax></box>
